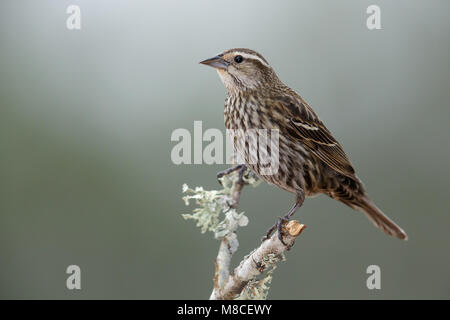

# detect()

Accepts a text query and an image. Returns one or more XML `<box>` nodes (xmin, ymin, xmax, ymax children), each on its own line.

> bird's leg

<box><xmin>217</xmin><ymin>164</ymin><xmax>246</xmax><ymax>185</ymax></box>
<box><xmin>236</xmin><ymin>164</ymin><xmax>247</xmax><ymax>186</ymax></box>
<box><xmin>217</xmin><ymin>164</ymin><xmax>248</xmax><ymax>208</ymax></box>
<box><xmin>227</xmin><ymin>165</ymin><xmax>249</xmax><ymax>208</ymax></box>
<box><xmin>262</xmin><ymin>189</ymin><xmax>305</xmax><ymax>245</ymax></box>
<box><xmin>262</xmin><ymin>202</ymin><xmax>300</xmax><ymax>243</ymax></box>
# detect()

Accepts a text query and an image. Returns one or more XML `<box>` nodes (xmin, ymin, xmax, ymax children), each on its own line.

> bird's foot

<box><xmin>217</xmin><ymin>164</ymin><xmax>247</xmax><ymax>186</ymax></box>
<box><xmin>261</xmin><ymin>215</ymin><xmax>290</xmax><ymax>245</ymax></box>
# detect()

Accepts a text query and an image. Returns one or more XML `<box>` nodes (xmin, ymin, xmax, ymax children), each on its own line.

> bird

<box><xmin>200</xmin><ymin>48</ymin><xmax>407</xmax><ymax>241</ymax></box>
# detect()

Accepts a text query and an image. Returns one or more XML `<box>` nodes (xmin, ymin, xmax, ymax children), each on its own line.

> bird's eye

<box><xmin>234</xmin><ymin>55</ymin><xmax>244</xmax><ymax>63</ymax></box>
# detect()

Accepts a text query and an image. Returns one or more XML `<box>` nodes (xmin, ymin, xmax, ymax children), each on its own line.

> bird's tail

<box><xmin>355</xmin><ymin>197</ymin><xmax>408</xmax><ymax>240</ymax></box>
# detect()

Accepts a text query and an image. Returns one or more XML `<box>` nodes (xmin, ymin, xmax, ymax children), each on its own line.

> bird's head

<box><xmin>200</xmin><ymin>48</ymin><xmax>279</xmax><ymax>94</ymax></box>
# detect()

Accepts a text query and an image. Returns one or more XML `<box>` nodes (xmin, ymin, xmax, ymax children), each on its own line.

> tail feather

<box><xmin>357</xmin><ymin>197</ymin><xmax>408</xmax><ymax>240</ymax></box>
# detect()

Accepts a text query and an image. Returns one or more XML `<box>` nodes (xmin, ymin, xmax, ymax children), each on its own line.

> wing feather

<box><xmin>274</xmin><ymin>93</ymin><xmax>356</xmax><ymax>178</ymax></box>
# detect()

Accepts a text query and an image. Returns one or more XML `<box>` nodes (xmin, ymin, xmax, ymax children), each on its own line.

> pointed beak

<box><xmin>199</xmin><ymin>55</ymin><xmax>229</xmax><ymax>71</ymax></box>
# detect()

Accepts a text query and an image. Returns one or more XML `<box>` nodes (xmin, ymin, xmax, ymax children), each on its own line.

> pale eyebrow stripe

<box><xmin>233</xmin><ymin>51</ymin><xmax>270</xmax><ymax>67</ymax></box>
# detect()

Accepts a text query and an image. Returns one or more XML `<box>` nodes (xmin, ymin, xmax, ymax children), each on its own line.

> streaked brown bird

<box><xmin>200</xmin><ymin>48</ymin><xmax>407</xmax><ymax>241</ymax></box>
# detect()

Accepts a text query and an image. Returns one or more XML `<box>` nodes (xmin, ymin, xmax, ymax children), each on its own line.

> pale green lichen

<box><xmin>182</xmin><ymin>170</ymin><xmax>258</xmax><ymax>236</ymax></box>
<box><xmin>214</xmin><ymin>209</ymin><xmax>248</xmax><ymax>239</ymax></box>
<box><xmin>182</xmin><ymin>184</ymin><xmax>228</xmax><ymax>234</ymax></box>
<box><xmin>237</xmin><ymin>253</ymin><xmax>286</xmax><ymax>300</ymax></box>
<box><xmin>183</xmin><ymin>170</ymin><xmax>284</xmax><ymax>300</ymax></box>
<box><xmin>237</xmin><ymin>269</ymin><xmax>274</xmax><ymax>300</ymax></box>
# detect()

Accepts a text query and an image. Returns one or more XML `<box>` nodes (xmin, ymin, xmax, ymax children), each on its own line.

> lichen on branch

<box><xmin>182</xmin><ymin>171</ymin><xmax>258</xmax><ymax>237</ymax></box>
<box><xmin>181</xmin><ymin>168</ymin><xmax>305</xmax><ymax>300</ymax></box>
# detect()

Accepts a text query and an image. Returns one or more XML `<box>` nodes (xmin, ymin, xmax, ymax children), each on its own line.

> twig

<box><xmin>182</xmin><ymin>168</ymin><xmax>306</xmax><ymax>300</ymax></box>
<box><xmin>210</xmin><ymin>170</ymin><xmax>305</xmax><ymax>300</ymax></box>
<box><xmin>210</xmin><ymin>220</ymin><xmax>305</xmax><ymax>300</ymax></box>
<box><xmin>212</xmin><ymin>169</ymin><xmax>247</xmax><ymax>292</ymax></box>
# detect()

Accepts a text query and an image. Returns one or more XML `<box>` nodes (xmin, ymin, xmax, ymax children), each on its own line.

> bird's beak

<box><xmin>199</xmin><ymin>55</ymin><xmax>229</xmax><ymax>71</ymax></box>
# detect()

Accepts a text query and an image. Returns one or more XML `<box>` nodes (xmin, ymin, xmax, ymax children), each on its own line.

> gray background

<box><xmin>1</xmin><ymin>0</ymin><xmax>449</xmax><ymax>299</ymax></box>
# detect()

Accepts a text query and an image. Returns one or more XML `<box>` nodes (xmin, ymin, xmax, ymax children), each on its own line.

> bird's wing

<box><xmin>275</xmin><ymin>93</ymin><xmax>356</xmax><ymax>178</ymax></box>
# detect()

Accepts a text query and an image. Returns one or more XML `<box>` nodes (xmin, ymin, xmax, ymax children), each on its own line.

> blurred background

<box><xmin>1</xmin><ymin>0</ymin><xmax>449</xmax><ymax>299</ymax></box>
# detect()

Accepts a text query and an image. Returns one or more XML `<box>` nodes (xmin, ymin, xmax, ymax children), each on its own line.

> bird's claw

<box><xmin>276</xmin><ymin>216</ymin><xmax>290</xmax><ymax>245</ymax></box>
<box><xmin>216</xmin><ymin>164</ymin><xmax>247</xmax><ymax>186</ymax></box>
<box><xmin>262</xmin><ymin>215</ymin><xmax>290</xmax><ymax>245</ymax></box>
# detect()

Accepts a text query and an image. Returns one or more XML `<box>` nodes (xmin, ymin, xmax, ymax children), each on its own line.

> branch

<box><xmin>182</xmin><ymin>168</ymin><xmax>306</xmax><ymax>300</ymax></box>
<box><xmin>211</xmin><ymin>171</ymin><xmax>247</xmax><ymax>297</ymax></box>
<box><xmin>210</xmin><ymin>219</ymin><xmax>305</xmax><ymax>300</ymax></box>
